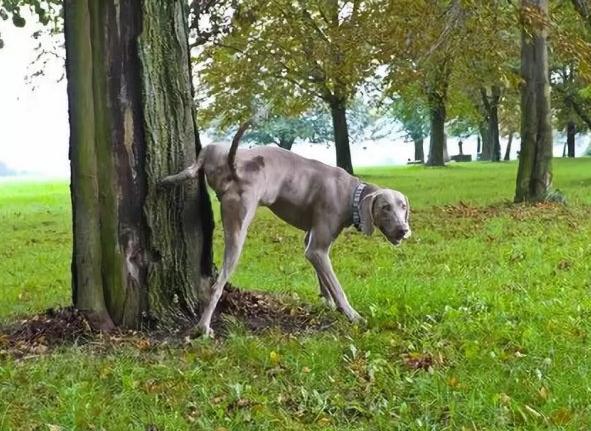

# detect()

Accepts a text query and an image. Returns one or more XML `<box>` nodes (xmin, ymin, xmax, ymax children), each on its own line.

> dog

<box><xmin>160</xmin><ymin>124</ymin><xmax>411</xmax><ymax>336</ymax></box>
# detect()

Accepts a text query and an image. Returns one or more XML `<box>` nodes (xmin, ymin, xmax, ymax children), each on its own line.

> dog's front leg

<box><xmin>304</xmin><ymin>230</ymin><xmax>362</xmax><ymax>323</ymax></box>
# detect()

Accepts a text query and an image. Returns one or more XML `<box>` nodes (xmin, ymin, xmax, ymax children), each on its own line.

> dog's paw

<box><xmin>347</xmin><ymin>310</ymin><xmax>366</xmax><ymax>326</ymax></box>
<box><xmin>319</xmin><ymin>294</ymin><xmax>336</xmax><ymax>310</ymax></box>
<box><xmin>194</xmin><ymin>322</ymin><xmax>215</xmax><ymax>339</ymax></box>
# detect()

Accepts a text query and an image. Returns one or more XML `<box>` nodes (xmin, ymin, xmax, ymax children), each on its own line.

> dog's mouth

<box><xmin>382</xmin><ymin>228</ymin><xmax>408</xmax><ymax>246</ymax></box>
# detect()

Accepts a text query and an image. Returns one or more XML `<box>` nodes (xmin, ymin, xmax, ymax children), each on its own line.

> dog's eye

<box><xmin>382</xmin><ymin>204</ymin><xmax>392</xmax><ymax>211</ymax></box>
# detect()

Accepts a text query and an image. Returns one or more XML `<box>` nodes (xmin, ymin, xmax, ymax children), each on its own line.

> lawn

<box><xmin>1</xmin><ymin>159</ymin><xmax>590</xmax><ymax>430</ymax></box>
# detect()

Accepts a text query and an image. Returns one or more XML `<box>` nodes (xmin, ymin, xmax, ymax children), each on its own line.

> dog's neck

<box><xmin>350</xmin><ymin>182</ymin><xmax>378</xmax><ymax>231</ymax></box>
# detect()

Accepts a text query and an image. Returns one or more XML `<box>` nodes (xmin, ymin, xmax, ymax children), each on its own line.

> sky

<box><xmin>0</xmin><ymin>12</ymin><xmax>588</xmax><ymax>178</ymax></box>
<box><xmin>0</xmin><ymin>13</ymin><xmax>69</xmax><ymax>177</ymax></box>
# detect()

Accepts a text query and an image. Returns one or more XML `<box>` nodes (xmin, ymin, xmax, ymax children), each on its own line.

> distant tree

<box><xmin>550</xmin><ymin>3</ymin><xmax>591</xmax><ymax>158</ymax></box>
<box><xmin>499</xmin><ymin>91</ymin><xmax>521</xmax><ymax>161</ymax></box>
<box><xmin>552</xmin><ymin>65</ymin><xmax>590</xmax><ymax>157</ymax></box>
<box><xmin>389</xmin><ymin>85</ymin><xmax>430</xmax><ymax>162</ymax></box>
<box><xmin>196</xmin><ymin>0</ymin><xmax>384</xmax><ymax>174</ymax></box>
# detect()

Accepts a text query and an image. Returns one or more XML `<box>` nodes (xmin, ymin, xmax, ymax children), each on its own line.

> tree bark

<box><xmin>329</xmin><ymin>99</ymin><xmax>354</xmax><ymax>174</ymax></box>
<box><xmin>490</xmin><ymin>86</ymin><xmax>502</xmax><ymax>161</ymax></box>
<box><xmin>480</xmin><ymin>86</ymin><xmax>501</xmax><ymax>161</ymax></box>
<box><xmin>504</xmin><ymin>132</ymin><xmax>514</xmax><ymax>161</ymax></box>
<box><xmin>414</xmin><ymin>138</ymin><xmax>425</xmax><ymax>162</ymax></box>
<box><xmin>65</xmin><ymin>0</ymin><xmax>214</xmax><ymax>329</ymax></box>
<box><xmin>278</xmin><ymin>137</ymin><xmax>295</xmax><ymax>151</ymax></box>
<box><xmin>567</xmin><ymin>121</ymin><xmax>576</xmax><ymax>158</ymax></box>
<box><xmin>515</xmin><ymin>0</ymin><xmax>553</xmax><ymax>203</ymax></box>
<box><xmin>479</xmin><ymin>121</ymin><xmax>491</xmax><ymax>160</ymax></box>
<box><xmin>427</xmin><ymin>92</ymin><xmax>447</xmax><ymax>166</ymax></box>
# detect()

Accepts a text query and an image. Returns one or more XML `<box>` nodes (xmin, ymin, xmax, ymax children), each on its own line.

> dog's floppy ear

<box><xmin>359</xmin><ymin>192</ymin><xmax>378</xmax><ymax>236</ymax></box>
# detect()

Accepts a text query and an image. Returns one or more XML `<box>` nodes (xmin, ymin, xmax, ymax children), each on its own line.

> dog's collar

<box><xmin>352</xmin><ymin>183</ymin><xmax>366</xmax><ymax>231</ymax></box>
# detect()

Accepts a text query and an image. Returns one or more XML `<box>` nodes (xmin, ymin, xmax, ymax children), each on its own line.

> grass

<box><xmin>1</xmin><ymin>159</ymin><xmax>591</xmax><ymax>430</ymax></box>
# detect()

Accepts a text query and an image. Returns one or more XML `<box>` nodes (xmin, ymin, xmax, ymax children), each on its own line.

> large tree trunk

<box><xmin>504</xmin><ymin>132</ymin><xmax>514</xmax><ymax>161</ymax></box>
<box><xmin>65</xmin><ymin>0</ymin><xmax>214</xmax><ymax>329</ymax></box>
<box><xmin>427</xmin><ymin>92</ymin><xmax>447</xmax><ymax>166</ymax></box>
<box><xmin>414</xmin><ymin>138</ymin><xmax>425</xmax><ymax>162</ymax></box>
<box><xmin>515</xmin><ymin>0</ymin><xmax>553</xmax><ymax>202</ymax></box>
<box><xmin>567</xmin><ymin>121</ymin><xmax>576</xmax><ymax>157</ymax></box>
<box><xmin>329</xmin><ymin>99</ymin><xmax>354</xmax><ymax>174</ymax></box>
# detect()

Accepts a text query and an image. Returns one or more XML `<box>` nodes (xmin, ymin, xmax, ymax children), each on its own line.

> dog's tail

<box><xmin>227</xmin><ymin>119</ymin><xmax>252</xmax><ymax>181</ymax></box>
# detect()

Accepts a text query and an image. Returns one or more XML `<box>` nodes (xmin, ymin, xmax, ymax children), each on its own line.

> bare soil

<box><xmin>0</xmin><ymin>285</ymin><xmax>335</xmax><ymax>357</ymax></box>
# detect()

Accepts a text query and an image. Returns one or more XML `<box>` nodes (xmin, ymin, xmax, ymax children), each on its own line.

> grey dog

<box><xmin>160</xmin><ymin>128</ymin><xmax>412</xmax><ymax>337</ymax></box>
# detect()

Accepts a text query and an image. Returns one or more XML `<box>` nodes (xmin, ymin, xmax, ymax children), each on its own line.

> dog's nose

<box><xmin>398</xmin><ymin>228</ymin><xmax>409</xmax><ymax>238</ymax></box>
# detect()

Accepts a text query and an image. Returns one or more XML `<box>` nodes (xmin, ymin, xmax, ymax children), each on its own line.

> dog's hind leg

<box><xmin>158</xmin><ymin>149</ymin><xmax>207</xmax><ymax>186</ymax></box>
<box><xmin>196</xmin><ymin>192</ymin><xmax>256</xmax><ymax>337</ymax></box>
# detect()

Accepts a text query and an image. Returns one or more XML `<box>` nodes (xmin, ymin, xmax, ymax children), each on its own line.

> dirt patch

<box><xmin>0</xmin><ymin>307</ymin><xmax>92</xmax><ymax>357</ymax></box>
<box><xmin>0</xmin><ymin>285</ymin><xmax>335</xmax><ymax>357</ymax></box>
<box><xmin>433</xmin><ymin>201</ymin><xmax>575</xmax><ymax>222</ymax></box>
<box><xmin>213</xmin><ymin>284</ymin><xmax>334</xmax><ymax>335</ymax></box>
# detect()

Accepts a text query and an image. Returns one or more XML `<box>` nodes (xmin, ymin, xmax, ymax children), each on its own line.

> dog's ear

<box><xmin>359</xmin><ymin>192</ymin><xmax>378</xmax><ymax>236</ymax></box>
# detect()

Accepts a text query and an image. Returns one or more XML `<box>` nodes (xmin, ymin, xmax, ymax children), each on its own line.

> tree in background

<box><xmin>498</xmin><ymin>91</ymin><xmax>521</xmax><ymax>161</ymax></box>
<box><xmin>206</xmin><ymin>98</ymin><xmax>392</xmax><ymax>153</ymax></box>
<box><xmin>551</xmin><ymin>3</ymin><xmax>591</xmax><ymax>157</ymax></box>
<box><xmin>63</xmin><ymin>0</ymin><xmax>214</xmax><ymax>329</ymax></box>
<box><xmin>196</xmin><ymin>0</ymin><xmax>384</xmax><ymax>174</ymax></box>
<box><xmin>552</xmin><ymin>65</ymin><xmax>590</xmax><ymax>157</ymax></box>
<box><xmin>389</xmin><ymin>84</ymin><xmax>430</xmax><ymax>162</ymax></box>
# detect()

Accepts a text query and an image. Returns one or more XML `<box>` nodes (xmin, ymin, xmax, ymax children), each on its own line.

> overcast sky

<box><xmin>0</xmin><ymin>12</ymin><xmax>588</xmax><ymax>178</ymax></box>
<box><xmin>0</xmin><ymin>13</ymin><xmax>69</xmax><ymax>177</ymax></box>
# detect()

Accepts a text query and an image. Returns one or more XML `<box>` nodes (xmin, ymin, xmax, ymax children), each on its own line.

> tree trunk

<box><xmin>479</xmin><ymin>86</ymin><xmax>501</xmax><ymax>161</ymax></box>
<box><xmin>65</xmin><ymin>0</ymin><xmax>214</xmax><ymax>329</ymax></box>
<box><xmin>567</xmin><ymin>121</ymin><xmax>576</xmax><ymax>158</ymax></box>
<box><xmin>515</xmin><ymin>0</ymin><xmax>553</xmax><ymax>202</ymax></box>
<box><xmin>479</xmin><ymin>120</ymin><xmax>491</xmax><ymax>160</ymax></box>
<box><xmin>414</xmin><ymin>138</ymin><xmax>425</xmax><ymax>162</ymax></box>
<box><xmin>490</xmin><ymin>86</ymin><xmax>502</xmax><ymax>161</ymax></box>
<box><xmin>427</xmin><ymin>92</ymin><xmax>446</xmax><ymax>166</ymax></box>
<box><xmin>329</xmin><ymin>100</ymin><xmax>354</xmax><ymax>174</ymax></box>
<box><xmin>477</xmin><ymin>135</ymin><xmax>481</xmax><ymax>154</ymax></box>
<box><xmin>504</xmin><ymin>132</ymin><xmax>514</xmax><ymax>161</ymax></box>
<box><xmin>278</xmin><ymin>137</ymin><xmax>295</xmax><ymax>151</ymax></box>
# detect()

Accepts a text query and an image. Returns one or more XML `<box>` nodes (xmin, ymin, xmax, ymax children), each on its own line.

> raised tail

<box><xmin>227</xmin><ymin>120</ymin><xmax>252</xmax><ymax>181</ymax></box>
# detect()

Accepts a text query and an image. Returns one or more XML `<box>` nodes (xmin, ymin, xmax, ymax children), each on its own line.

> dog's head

<box><xmin>359</xmin><ymin>188</ymin><xmax>411</xmax><ymax>246</ymax></box>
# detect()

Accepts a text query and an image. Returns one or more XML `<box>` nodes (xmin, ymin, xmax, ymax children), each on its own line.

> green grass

<box><xmin>1</xmin><ymin>159</ymin><xmax>591</xmax><ymax>430</ymax></box>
